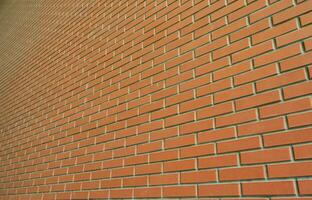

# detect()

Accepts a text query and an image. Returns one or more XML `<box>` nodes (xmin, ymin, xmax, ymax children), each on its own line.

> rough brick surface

<box><xmin>0</xmin><ymin>0</ymin><xmax>311</xmax><ymax>199</ymax></box>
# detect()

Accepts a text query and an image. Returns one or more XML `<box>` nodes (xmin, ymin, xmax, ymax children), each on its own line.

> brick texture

<box><xmin>0</xmin><ymin>0</ymin><xmax>311</xmax><ymax>199</ymax></box>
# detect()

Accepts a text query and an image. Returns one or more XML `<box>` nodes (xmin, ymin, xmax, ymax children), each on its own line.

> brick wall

<box><xmin>0</xmin><ymin>0</ymin><xmax>311</xmax><ymax>199</ymax></box>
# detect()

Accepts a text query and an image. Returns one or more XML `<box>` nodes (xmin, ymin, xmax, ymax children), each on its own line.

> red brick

<box><xmin>111</xmin><ymin>166</ymin><xmax>134</xmax><ymax>178</ymax></box>
<box><xmin>151</xmin><ymin>105</ymin><xmax>178</xmax><ymax>120</ymax></box>
<box><xmin>2</xmin><ymin>1</ymin><xmax>312</xmax><ymax>199</ymax></box>
<box><xmin>165</xmin><ymin>112</ymin><xmax>194</xmax><ymax>127</ymax></box>
<box><xmin>113</xmin><ymin>146</ymin><xmax>135</xmax><ymax>158</ymax></box>
<box><xmin>235</xmin><ymin>90</ymin><xmax>281</xmax><ymax>111</ymax></box>
<box><xmin>194</xmin><ymin>0</ymin><xmax>225</xmax><ymax>20</ymax></box>
<box><xmin>197</xmin><ymin>102</ymin><xmax>234</xmax><ymax>119</ymax></box>
<box><xmin>304</xmin><ymin>39</ymin><xmax>312</xmax><ymax>51</ymax></box>
<box><xmin>252</xmin><ymin>19</ymin><xmax>297</xmax><ymax>45</ymax></box>
<box><xmin>230</xmin><ymin>18</ymin><xmax>270</xmax><ymax>42</ymax></box>
<box><xmin>299</xmin><ymin>180</ymin><xmax>312</xmax><ymax>195</ymax></box>
<box><xmin>166</xmin><ymin>90</ymin><xmax>194</xmax><ymax>107</ymax></box>
<box><xmin>150</xmin><ymin>127</ymin><xmax>178</xmax><ymax>141</ymax></box>
<box><xmin>126</xmin><ymin>134</ymin><xmax>149</xmax><ymax>146</ymax></box>
<box><xmin>280</xmin><ymin>51</ymin><xmax>312</xmax><ymax>72</ymax></box>
<box><xmin>234</xmin><ymin>63</ymin><xmax>278</xmax><ymax>86</ymax></box>
<box><xmin>110</xmin><ymin>189</ymin><xmax>133</xmax><ymax>199</ymax></box>
<box><xmin>149</xmin><ymin>174</ymin><xmax>179</xmax><ymax>186</ymax></box>
<box><xmin>181</xmin><ymin>170</ymin><xmax>217</xmax><ymax>183</ymax></box>
<box><xmin>211</xmin><ymin>18</ymin><xmax>247</xmax><ymax>40</ymax></box>
<box><xmin>165</xmin><ymin>134</ymin><xmax>195</xmax><ymax>149</ymax></box>
<box><xmin>195</xmin><ymin>56</ymin><xmax>230</xmax><ymax>76</ymax></box>
<box><xmin>135</xmin><ymin>163</ymin><xmax>162</xmax><ymax>175</ymax></box>
<box><xmin>254</xmin><ymin>43</ymin><xmax>301</xmax><ymax>67</ymax></box>
<box><xmin>277</xmin><ymin>24</ymin><xmax>312</xmax><ymax>47</ymax></box>
<box><xmin>163</xmin><ymin>159</ymin><xmax>196</xmax><ymax>172</ymax></box>
<box><xmin>137</xmin><ymin>141</ymin><xmax>162</xmax><ymax>154</ymax></box>
<box><xmin>211</xmin><ymin>0</ymin><xmax>245</xmax><ymax>21</ymax></box>
<box><xmin>100</xmin><ymin>179</ymin><xmax>122</xmax><ymax>189</ymax></box>
<box><xmin>180</xmin><ymin>119</ymin><xmax>213</xmax><ymax>135</ymax></box>
<box><xmin>232</xmin><ymin>40</ymin><xmax>274</xmax><ymax>64</ymax></box>
<box><xmin>134</xmin><ymin>187</ymin><xmax>161</xmax><ymax>198</ymax></box>
<box><xmin>283</xmin><ymin>81</ymin><xmax>312</xmax><ymax>99</ymax></box>
<box><xmin>216</xmin><ymin>109</ymin><xmax>257</xmax><ymax>127</ymax></box>
<box><xmin>264</xmin><ymin>127</ymin><xmax>312</xmax><ymax>147</ymax></box>
<box><xmin>219</xmin><ymin>166</ymin><xmax>265</xmax><ymax>181</ymax></box>
<box><xmin>195</xmin><ymin>37</ymin><xmax>228</xmax><ymax>57</ymax></box>
<box><xmin>195</xmin><ymin>17</ymin><xmax>226</xmax><ymax>38</ymax></box>
<box><xmin>180</xmin><ymin>75</ymin><xmax>212</xmax><ymax>92</ymax></box>
<box><xmin>197</xmin><ymin>78</ymin><xmax>232</xmax><ymax>97</ymax></box>
<box><xmin>242</xmin><ymin>181</ymin><xmax>295</xmax><ymax>196</ymax></box>
<box><xmin>287</xmin><ymin>111</ymin><xmax>312</xmax><ymax>128</ymax></box>
<box><xmin>180</xmin><ymin>95</ymin><xmax>212</xmax><ymax>113</ymax></box>
<box><xmin>241</xmin><ymin>147</ymin><xmax>291</xmax><ymax>164</ymax></box>
<box><xmin>249</xmin><ymin>0</ymin><xmax>293</xmax><ymax>23</ymax></box>
<box><xmin>214</xmin><ymin>84</ymin><xmax>254</xmax><ymax>103</ymax></box>
<box><xmin>180</xmin><ymin>143</ymin><xmax>215</xmax><ymax>158</ymax></box>
<box><xmin>213</xmin><ymin>38</ymin><xmax>249</xmax><ymax>60</ymax></box>
<box><xmin>91</xmin><ymin>170</ymin><xmax>110</xmax><ymax>180</ymax></box>
<box><xmin>238</xmin><ymin>117</ymin><xmax>286</xmax><ymax>136</ymax></box>
<box><xmin>123</xmin><ymin>176</ymin><xmax>148</xmax><ymax>187</ymax></box>
<box><xmin>199</xmin><ymin>154</ymin><xmax>238</xmax><ymax>169</ymax></box>
<box><xmin>198</xmin><ymin>127</ymin><xmax>236</xmax><ymax>143</ymax></box>
<box><xmin>180</xmin><ymin>35</ymin><xmax>210</xmax><ymax>54</ymax></box>
<box><xmin>294</xmin><ymin>143</ymin><xmax>312</xmax><ymax>160</ymax></box>
<box><xmin>256</xmin><ymin>68</ymin><xmax>307</xmax><ymax>92</ymax></box>
<box><xmin>199</xmin><ymin>183</ymin><xmax>240</xmax><ymax>197</ymax></box>
<box><xmin>213</xmin><ymin>60</ymin><xmax>251</xmax><ymax>81</ymax></box>
<box><xmin>217</xmin><ymin>136</ymin><xmax>261</xmax><ymax>153</ymax></box>
<box><xmin>259</xmin><ymin>97</ymin><xmax>311</xmax><ymax>119</ymax></box>
<box><xmin>268</xmin><ymin>161</ymin><xmax>312</xmax><ymax>178</ymax></box>
<box><xmin>163</xmin><ymin>186</ymin><xmax>196</xmax><ymax>198</ymax></box>
<box><xmin>150</xmin><ymin>149</ymin><xmax>179</xmax><ymax>162</ymax></box>
<box><xmin>124</xmin><ymin>154</ymin><xmax>148</xmax><ymax>166</ymax></box>
<box><xmin>272</xmin><ymin>0</ymin><xmax>312</xmax><ymax>24</ymax></box>
<box><xmin>165</xmin><ymin>52</ymin><xmax>193</xmax><ymax>69</ymax></box>
<box><xmin>180</xmin><ymin>53</ymin><xmax>211</xmax><ymax>72</ymax></box>
<box><xmin>300</xmin><ymin>11</ymin><xmax>312</xmax><ymax>26</ymax></box>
